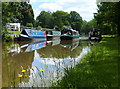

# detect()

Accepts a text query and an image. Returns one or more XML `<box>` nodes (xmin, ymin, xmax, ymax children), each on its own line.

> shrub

<box><xmin>37</xmin><ymin>26</ymin><xmax>42</xmax><ymax>30</ymax></box>
<box><xmin>26</xmin><ymin>23</ymin><xmax>33</xmax><ymax>27</ymax></box>
<box><xmin>2</xmin><ymin>33</ymin><xmax>13</xmax><ymax>42</ymax></box>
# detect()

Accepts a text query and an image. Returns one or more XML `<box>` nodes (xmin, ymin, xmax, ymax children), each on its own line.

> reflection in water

<box><xmin>2</xmin><ymin>39</ymin><xmax>90</xmax><ymax>87</ymax></box>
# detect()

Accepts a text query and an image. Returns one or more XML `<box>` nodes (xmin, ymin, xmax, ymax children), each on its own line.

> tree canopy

<box><xmin>94</xmin><ymin>2</ymin><xmax>120</xmax><ymax>35</ymax></box>
<box><xmin>36</xmin><ymin>10</ymin><xmax>83</xmax><ymax>31</ymax></box>
<box><xmin>2</xmin><ymin>2</ymin><xmax>34</xmax><ymax>27</ymax></box>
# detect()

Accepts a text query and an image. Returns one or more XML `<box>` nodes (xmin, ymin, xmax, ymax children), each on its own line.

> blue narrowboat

<box><xmin>60</xmin><ymin>28</ymin><xmax>80</xmax><ymax>40</ymax></box>
<box><xmin>18</xmin><ymin>29</ymin><xmax>46</xmax><ymax>41</ymax></box>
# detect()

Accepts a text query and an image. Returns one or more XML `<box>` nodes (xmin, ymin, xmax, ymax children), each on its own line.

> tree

<box><xmin>19</xmin><ymin>2</ymin><xmax>34</xmax><ymax>26</ymax></box>
<box><xmin>94</xmin><ymin>2</ymin><xmax>120</xmax><ymax>35</ymax></box>
<box><xmin>2</xmin><ymin>2</ymin><xmax>22</xmax><ymax>26</ymax></box>
<box><xmin>36</xmin><ymin>11</ymin><xmax>54</xmax><ymax>28</ymax></box>
<box><xmin>69</xmin><ymin>11</ymin><xmax>83</xmax><ymax>32</ymax></box>
<box><xmin>52</xmin><ymin>10</ymin><xmax>70</xmax><ymax>30</ymax></box>
<box><xmin>2</xmin><ymin>2</ymin><xmax>34</xmax><ymax>27</ymax></box>
<box><xmin>26</xmin><ymin>23</ymin><xmax>33</xmax><ymax>27</ymax></box>
<box><xmin>81</xmin><ymin>19</ymin><xmax>98</xmax><ymax>34</ymax></box>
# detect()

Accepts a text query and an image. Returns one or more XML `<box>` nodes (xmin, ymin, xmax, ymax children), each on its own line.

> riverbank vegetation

<box><xmin>53</xmin><ymin>36</ymin><xmax>119</xmax><ymax>88</ymax></box>
<box><xmin>94</xmin><ymin>2</ymin><xmax>120</xmax><ymax>36</ymax></box>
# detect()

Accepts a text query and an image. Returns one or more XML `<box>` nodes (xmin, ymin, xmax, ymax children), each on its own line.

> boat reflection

<box><xmin>60</xmin><ymin>40</ymin><xmax>79</xmax><ymax>51</ymax></box>
<box><xmin>3</xmin><ymin>39</ymin><xmax>90</xmax><ymax>87</ymax></box>
<box><xmin>19</xmin><ymin>46</ymin><xmax>90</xmax><ymax>87</ymax></box>
<box><xmin>47</xmin><ymin>39</ymin><xmax>60</xmax><ymax>46</ymax></box>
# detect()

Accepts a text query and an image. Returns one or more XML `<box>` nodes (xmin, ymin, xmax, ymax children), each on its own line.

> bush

<box><xmin>26</xmin><ymin>23</ymin><xmax>33</xmax><ymax>27</ymax></box>
<box><xmin>37</xmin><ymin>26</ymin><xmax>42</xmax><ymax>30</ymax></box>
<box><xmin>62</xmin><ymin>25</ymin><xmax>67</xmax><ymax>30</ymax></box>
<box><xmin>2</xmin><ymin>33</ymin><xmax>13</xmax><ymax>42</ymax></box>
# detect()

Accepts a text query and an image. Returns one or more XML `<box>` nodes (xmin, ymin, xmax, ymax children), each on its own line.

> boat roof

<box><xmin>22</xmin><ymin>29</ymin><xmax>46</xmax><ymax>36</ymax></box>
<box><xmin>63</xmin><ymin>28</ymin><xmax>78</xmax><ymax>32</ymax></box>
<box><xmin>24</xmin><ymin>29</ymin><xmax>31</xmax><ymax>36</ymax></box>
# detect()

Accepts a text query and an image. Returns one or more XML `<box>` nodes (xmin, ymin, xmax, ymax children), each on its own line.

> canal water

<box><xmin>2</xmin><ymin>39</ymin><xmax>90</xmax><ymax>87</ymax></box>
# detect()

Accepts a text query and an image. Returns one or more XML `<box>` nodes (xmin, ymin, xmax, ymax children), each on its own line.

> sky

<box><xmin>30</xmin><ymin>0</ymin><xmax>98</xmax><ymax>21</ymax></box>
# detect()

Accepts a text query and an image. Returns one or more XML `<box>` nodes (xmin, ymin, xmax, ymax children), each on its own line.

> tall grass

<box><xmin>53</xmin><ymin>36</ymin><xmax>119</xmax><ymax>88</ymax></box>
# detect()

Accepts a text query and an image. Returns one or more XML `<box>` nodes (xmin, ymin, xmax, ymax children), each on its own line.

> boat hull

<box><xmin>46</xmin><ymin>31</ymin><xmax>61</xmax><ymax>40</ymax></box>
<box><xmin>60</xmin><ymin>36</ymin><xmax>79</xmax><ymax>41</ymax></box>
<box><xmin>18</xmin><ymin>35</ymin><xmax>46</xmax><ymax>42</ymax></box>
<box><xmin>89</xmin><ymin>36</ymin><xmax>102</xmax><ymax>41</ymax></box>
<box><xmin>47</xmin><ymin>36</ymin><xmax>60</xmax><ymax>40</ymax></box>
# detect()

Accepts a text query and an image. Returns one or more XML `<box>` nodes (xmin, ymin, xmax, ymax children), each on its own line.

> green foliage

<box><xmin>54</xmin><ymin>37</ymin><xmax>119</xmax><ymax>88</ymax></box>
<box><xmin>52</xmin><ymin>10</ymin><xmax>70</xmax><ymax>30</ymax></box>
<box><xmin>62</xmin><ymin>25</ymin><xmax>67</xmax><ymax>29</ymax></box>
<box><xmin>2</xmin><ymin>2</ymin><xmax>21</xmax><ymax>26</ymax></box>
<box><xmin>2</xmin><ymin>2</ymin><xmax>34</xmax><ymax>27</ymax></box>
<box><xmin>36</xmin><ymin>11</ymin><xmax>54</xmax><ymax>28</ymax></box>
<box><xmin>36</xmin><ymin>10</ymin><xmax>83</xmax><ymax>31</ymax></box>
<box><xmin>69</xmin><ymin>11</ymin><xmax>83</xmax><ymax>32</ymax></box>
<box><xmin>95</xmin><ymin>2</ymin><xmax>120</xmax><ymax>35</ymax></box>
<box><xmin>26</xmin><ymin>23</ymin><xmax>33</xmax><ymax>27</ymax></box>
<box><xmin>37</xmin><ymin>26</ymin><xmax>42</xmax><ymax>30</ymax></box>
<box><xmin>81</xmin><ymin>19</ymin><xmax>98</xmax><ymax>34</ymax></box>
<box><xmin>2</xmin><ymin>33</ymin><xmax>13</xmax><ymax>42</ymax></box>
<box><xmin>8</xmin><ymin>31</ymin><xmax>21</xmax><ymax>35</ymax></box>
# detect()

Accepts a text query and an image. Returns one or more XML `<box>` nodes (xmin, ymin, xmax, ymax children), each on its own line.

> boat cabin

<box><xmin>60</xmin><ymin>28</ymin><xmax>79</xmax><ymax>40</ymax></box>
<box><xmin>61</xmin><ymin>28</ymin><xmax>79</xmax><ymax>36</ymax></box>
<box><xmin>89</xmin><ymin>29</ymin><xmax>102</xmax><ymax>41</ymax></box>
<box><xmin>18</xmin><ymin>29</ymin><xmax>46</xmax><ymax>41</ymax></box>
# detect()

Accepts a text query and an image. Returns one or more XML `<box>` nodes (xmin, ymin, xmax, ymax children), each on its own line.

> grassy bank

<box><xmin>53</xmin><ymin>36</ymin><xmax>120</xmax><ymax>88</ymax></box>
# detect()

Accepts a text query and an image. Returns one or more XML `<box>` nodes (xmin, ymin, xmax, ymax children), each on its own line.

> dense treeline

<box><xmin>36</xmin><ymin>11</ymin><xmax>83</xmax><ymax>32</ymax></box>
<box><xmin>94</xmin><ymin>2</ymin><xmax>120</xmax><ymax>35</ymax></box>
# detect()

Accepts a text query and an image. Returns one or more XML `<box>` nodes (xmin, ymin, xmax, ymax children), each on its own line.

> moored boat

<box><xmin>46</xmin><ymin>31</ymin><xmax>61</xmax><ymax>40</ymax></box>
<box><xmin>89</xmin><ymin>29</ymin><xmax>102</xmax><ymax>41</ymax></box>
<box><xmin>18</xmin><ymin>29</ymin><xmax>46</xmax><ymax>42</ymax></box>
<box><xmin>60</xmin><ymin>28</ymin><xmax>80</xmax><ymax>40</ymax></box>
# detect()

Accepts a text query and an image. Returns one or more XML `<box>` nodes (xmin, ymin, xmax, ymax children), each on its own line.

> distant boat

<box><xmin>60</xmin><ymin>28</ymin><xmax>80</xmax><ymax>40</ymax></box>
<box><xmin>46</xmin><ymin>31</ymin><xmax>61</xmax><ymax>40</ymax></box>
<box><xmin>18</xmin><ymin>29</ymin><xmax>46</xmax><ymax>42</ymax></box>
<box><xmin>89</xmin><ymin>29</ymin><xmax>102</xmax><ymax>41</ymax></box>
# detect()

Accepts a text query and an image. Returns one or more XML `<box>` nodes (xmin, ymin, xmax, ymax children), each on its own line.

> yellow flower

<box><xmin>22</xmin><ymin>70</ymin><xmax>26</xmax><ymax>73</ymax></box>
<box><xmin>40</xmin><ymin>69</ymin><xmax>44</xmax><ymax>72</ymax></box>
<box><xmin>18</xmin><ymin>75</ymin><xmax>23</xmax><ymax>78</ymax></box>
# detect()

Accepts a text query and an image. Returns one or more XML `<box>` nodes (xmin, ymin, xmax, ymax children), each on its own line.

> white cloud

<box><xmin>31</xmin><ymin>0</ymin><xmax>98</xmax><ymax>21</ymax></box>
<box><xmin>33</xmin><ymin>3</ymin><xmax>63</xmax><ymax>19</ymax></box>
<box><xmin>38</xmin><ymin>3</ymin><xmax>63</xmax><ymax>12</ymax></box>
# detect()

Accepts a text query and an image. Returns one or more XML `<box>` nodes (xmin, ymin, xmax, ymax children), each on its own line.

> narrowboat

<box><xmin>18</xmin><ymin>29</ymin><xmax>46</xmax><ymax>42</ymax></box>
<box><xmin>89</xmin><ymin>29</ymin><xmax>102</xmax><ymax>41</ymax></box>
<box><xmin>46</xmin><ymin>31</ymin><xmax>61</xmax><ymax>40</ymax></box>
<box><xmin>60</xmin><ymin>28</ymin><xmax>80</xmax><ymax>40</ymax></box>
